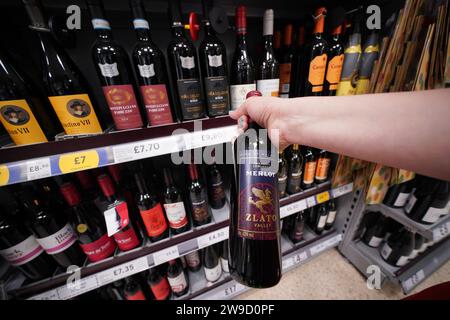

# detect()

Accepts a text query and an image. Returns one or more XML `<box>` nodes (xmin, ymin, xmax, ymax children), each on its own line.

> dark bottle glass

<box><xmin>362</xmin><ymin>213</ymin><xmax>387</xmax><ymax>248</ymax></box>
<box><xmin>203</xmin><ymin>244</ymin><xmax>222</xmax><ymax>283</ymax></box>
<box><xmin>410</xmin><ymin>180</ymin><xmax>449</xmax><ymax>224</ymax></box>
<box><xmin>383</xmin><ymin>179</ymin><xmax>414</xmax><ymax>208</ymax></box>
<box><xmin>323</xmin><ymin>24</ymin><xmax>344</xmax><ymax>96</ymax></box>
<box><xmin>314</xmin><ymin>203</ymin><xmax>328</xmax><ymax>234</ymax></box>
<box><xmin>278</xmin><ymin>24</ymin><xmax>294</xmax><ymax>98</ymax></box>
<box><xmin>18</xmin><ymin>187</ymin><xmax>85</xmax><ymax>268</ymax></box>
<box><xmin>97</xmin><ymin>174</ymin><xmax>141</xmax><ymax>251</ymax></box>
<box><xmin>408</xmin><ymin>233</ymin><xmax>424</xmax><ymax>260</ymax></box>
<box><xmin>23</xmin><ymin>0</ymin><xmax>104</xmax><ymax>136</ymax></box>
<box><xmin>229</xmin><ymin>90</ymin><xmax>281</xmax><ymax>288</ymax></box>
<box><xmin>302</xmin><ymin>147</ymin><xmax>317</xmax><ymax>189</ymax></box>
<box><xmin>324</xmin><ymin>199</ymin><xmax>337</xmax><ymax>230</ymax></box>
<box><xmin>60</xmin><ymin>182</ymin><xmax>116</xmax><ymax>262</ymax></box>
<box><xmin>167</xmin><ymin>0</ymin><xmax>204</xmax><ymax>121</ymax></box>
<box><xmin>220</xmin><ymin>240</ymin><xmax>229</xmax><ymax>273</ymax></box>
<box><xmin>277</xmin><ymin>151</ymin><xmax>288</xmax><ymax>198</ymax></box>
<box><xmin>147</xmin><ymin>267</ymin><xmax>171</xmax><ymax>300</ymax></box>
<box><xmin>289</xmin><ymin>25</ymin><xmax>306</xmax><ymax>98</ymax></box>
<box><xmin>289</xmin><ymin>211</ymin><xmax>305</xmax><ymax>243</ymax></box>
<box><xmin>282</xmin><ymin>215</ymin><xmax>295</xmax><ymax>235</ymax></box>
<box><xmin>167</xmin><ymin>259</ymin><xmax>189</xmax><ymax>297</ymax></box>
<box><xmin>230</xmin><ymin>5</ymin><xmax>256</xmax><ymax>110</ymax></box>
<box><xmin>207</xmin><ymin>158</ymin><xmax>226</xmax><ymax>209</ymax></box>
<box><xmin>75</xmin><ymin>170</ymin><xmax>101</xmax><ymax>202</ymax></box>
<box><xmin>104</xmin><ymin>280</ymin><xmax>125</xmax><ymax>300</ymax></box>
<box><xmin>287</xmin><ymin>144</ymin><xmax>303</xmax><ymax>194</ymax></box>
<box><xmin>184</xmin><ymin>250</ymin><xmax>201</xmax><ymax>272</ymax></box>
<box><xmin>134</xmin><ymin>171</ymin><xmax>169</xmax><ymax>242</ymax></box>
<box><xmin>257</xmin><ymin>9</ymin><xmax>279</xmax><ymax>97</ymax></box>
<box><xmin>124</xmin><ymin>276</ymin><xmax>146</xmax><ymax>300</ymax></box>
<box><xmin>162</xmin><ymin>168</ymin><xmax>190</xmax><ymax>234</ymax></box>
<box><xmin>314</xmin><ymin>149</ymin><xmax>331</xmax><ymax>184</ymax></box>
<box><xmin>87</xmin><ymin>0</ymin><xmax>144</xmax><ymax>130</ymax></box>
<box><xmin>405</xmin><ymin>177</ymin><xmax>441</xmax><ymax>224</ymax></box>
<box><xmin>273</xmin><ymin>30</ymin><xmax>281</xmax><ymax>60</ymax></box>
<box><xmin>303</xmin><ymin>7</ymin><xmax>328</xmax><ymax>96</ymax></box>
<box><xmin>129</xmin><ymin>0</ymin><xmax>174</xmax><ymax>126</ymax></box>
<box><xmin>188</xmin><ymin>164</ymin><xmax>211</xmax><ymax>226</ymax></box>
<box><xmin>380</xmin><ymin>228</ymin><xmax>414</xmax><ymax>267</ymax></box>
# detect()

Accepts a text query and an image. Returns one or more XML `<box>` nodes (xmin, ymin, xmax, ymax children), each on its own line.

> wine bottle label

<box><xmin>211</xmin><ymin>180</ymin><xmax>226</xmax><ymax>204</ymax></box>
<box><xmin>303</xmin><ymin>161</ymin><xmax>317</xmax><ymax>184</ymax></box>
<box><xmin>294</xmin><ymin>225</ymin><xmax>304</xmax><ymax>240</ymax></box>
<box><xmin>48</xmin><ymin>94</ymin><xmax>103</xmax><ymax>135</ymax></box>
<box><xmin>317</xmin><ymin>215</ymin><xmax>327</xmax><ymax>229</ymax></box>
<box><xmin>422</xmin><ymin>206</ymin><xmax>446</xmax><ymax>224</ymax></box>
<box><xmin>150</xmin><ymin>277</ymin><xmax>171</xmax><ymax>300</ymax></box>
<box><xmin>164</xmin><ymin>202</ymin><xmax>188</xmax><ymax>229</ymax></box>
<box><xmin>380</xmin><ymin>242</ymin><xmax>392</xmax><ymax>260</ymax></box>
<box><xmin>102</xmin><ymin>84</ymin><xmax>143</xmax><ymax>130</ymax></box>
<box><xmin>176</xmin><ymin>79</ymin><xmax>204</xmax><ymax>120</ymax></box>
<box><xmin>230</xmin><ymin>83</ymin><xmax>256</xmax><ymax>110</ymax></box>
<box><xmin>133</xmin><ymin>18</ymin><xmax>150</xmax><ymax>30</ymax></box>
<box><xmin>325</xmin><ymin>54</ymin><xmax>344</xmax><ymax>90</ymax></box>
<box><xmin>103</xmin><ymin>201</ymin><xmax>130</xmax><ymax>236</ymax></box>
<box><xmin>393</xmin><ymin>192</ymin><xmax>410</xmax><ymax>207</ymax></box>
<box><xmin>368</xmin><ymin>236</ymin><xmax>383</xmax><ymax>247</ymax></box>
<box><xmin>404</xmin><ymin>195</ymin><xmax>417</xmax><ymax>214</ymax></box>
<box><xmin>326</xmin><ymin>210</ymin><xmax>337</xmax><ymax>225</ymax></box>
<box><xmin>336</xmin><ymin>48</ymin><xmax>361</xmax><ymax>96</ymax></box>
<box><xmin>238</xmin><ymin>149</ymin><xmax>279</xmax><ymax>240</ymax></box>
<box><xmin>125</xmin><ymin>289</ymin><xmax>146</xmax><ymax>300</ymax></box>
<box><xmin>80</xmin><ymin>234</ymin><xmax>116</xmax><ymax>262</ymax></box>
<box><xmin>138</xmin><ymin>63</ymin><xmax>155</xmax><ymax>78</ymax></box>
<box><xmin>204</xmin><ymin>263</ymin><xmax>222</xmax><ymax>282</ymax></box>
<box><xmin>308</xmin><ymin>54</ymin><xmax>327</xmax><ymax>92</ymax></box>
<box><xmin>113</xmin><ymin>227</ymin><xmax>140</xmax><ymax>251</ymax></box>
<box><xmin>220</xmin><ymin>257</ymin><xmax>229</xmax><ymax>273</ymax></box>
<box><xmin>0</xmin><ymin>235</ymin><xmax>44</xmax><ymax>266</ymax></box>
<box><xmin>256</xmin><ymin>78</ymin><xmax>280</xmax><ymax>97</ymax></box>
<box><xmin>207</xmin><ymin>54</ymin><xmax>223</xmax><ymax>68</ymax></box>
<box><xmin>168</xmin><ymin>272</ymin><xmax>187</xmax><ymax>293</ymax></box>
<box><xmin>35</xmin><ymin>223</ymin><xmax>77</xmax><ymax>255</ymax></box>
<box><xmin>91</xmin><ymin>18</ymin><xmax>111</xmax><ymax>30</ymax></box>
<box><xmin>140</xmin><ymin>203</ymin><xmax>168</xmax><ymax>238</ymax></box>
<box><xmin>191</xmin><ymin>199</ymin><xmax>209</xmax><ymax>223</ymax></box>
<box><xmin>139</xmin><ymin>84</ymin><xmax>173</xmax><ymax>126</ymax></box>
<box><xmin>396</xmin><ymin>256</ymin><xmax>410</xmax><ymax>267</ymax></box>
<box><xmin>288</xmin><ymin>174</ymin><xmax>301</xmax><ymax>193</ymax></box>
<box><xmin>204</xmin><ymin>76</ymin><xmax>229</xmax><ymax>116</ymax></box>
<box><xmin>98</xmin><ymin>62</ymin><xmax>119</xmax><ymax>78</ymax></box>
<box><xmin>279</xmin><ymin>63</ymin><xmax>292</xmax><ymax>95</ymax></box>
<box><xmin>185</xmin><ymin>251</ymin><xmax>200</xmax><ymax>268</ymax></box>
<box><xmin>180</xmin><ymin>56</ymin><xmax>196</xmax><ymax>69</ymax></box>
<box><xmin>315</xmin><ymin>158</ymin><xmax>330</xmax><ymax>180</ymax></box>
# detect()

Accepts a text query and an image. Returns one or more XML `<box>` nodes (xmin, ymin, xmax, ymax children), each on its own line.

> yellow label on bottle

<box><xmin>59</xmin><ymin>150</ymin><xmax>99</xmax><ymax>174</ymax></box>
<box><xmin>0</xmin><ymin>99</ymin><xmax>48</xmax><ymax>145</ymax></box>
<box><xmin>0</xmin><ymin>165</ymin><xmax>9</xmax><ymax>186</ymax></box>
<box><xmin>308</xmin><ymin>54</ymin><xmax>328</xmax><ymax>86</ymax></box>
<box><xmin>48</xmin><ymin>94</ymin><xmax>102</xmax><ymax>135</ymax></box>
<box><xmin>326</xmin><ymin>54</ymin><xmax>344</xmax><ymax>86</ymax></box>
<box><xmin>336</xmin><ymin>80</ymin><xmax>356</xmax><ymax>96</ymax></box>
<box><xmin>316</xmin><ymin>191</ymin><xmax>330</xmax><ymax>204</ymax></box>
<box><xmin>356</xmin><ymin>78</ymin><xmax>370</xmax><ymax>95</ymax></box>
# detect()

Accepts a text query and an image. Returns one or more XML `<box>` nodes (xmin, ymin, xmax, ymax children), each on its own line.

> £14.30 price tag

<box><xmin>197</xmin><ymin>227</ymin><xmax>229</xmax><ymax>249</ymax></box>
<box><xmin>59</xmin><ymin>150</ymin><xmax>99</xmax><ymax>174</ymax></box>
<box><xmin>153</xmin><ymin>245</ymin><xmax>179</xmax><ymax>266</ymax></box>
<box><xmin>26</xmin><ymin>158</ymin><xmax>51</xmax><ymax>181</ymax></box>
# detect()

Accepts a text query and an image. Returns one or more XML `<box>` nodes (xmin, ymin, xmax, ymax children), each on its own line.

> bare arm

<box><xmin>229</xmin><ymin>89</ymin><xmax>450</xmax><ymax>181</ymax></box>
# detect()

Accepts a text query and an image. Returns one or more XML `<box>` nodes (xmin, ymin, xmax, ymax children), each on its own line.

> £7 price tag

<box><xmin>197</xmin><ymin>227</ymin><xmax>229</xmax><ymax>249</ymax></box>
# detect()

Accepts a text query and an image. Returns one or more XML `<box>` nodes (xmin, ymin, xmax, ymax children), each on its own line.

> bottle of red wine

<box><xmin>23</xmin><ymin>0</ymin><xmax>105</xmax><ymax>135</ymax></box>
<box><xmin>19</xmin><ymin>187</ymin><xmax>85</xmax><ymax>268</ymax></box>
<box><xmin>383</xmin><ymin>179</ymin><xmax>414</xmax><ymax>208</ymax></box>
<box><xmin>278</xmin><ymin>24</ymin><xmax>294</xmax><ymax>98</ymax></box>
<box><xmin>324</xmin><ymin>199</ymin><xmax>337</xmax><ymax>230</ymax></box>
<box><xmin>302</xmin><ymin>147</ymin><xmax>317</xmax><ymax>189</ymax></box>
<box><xmin>167</xmin><ymin>259</ymin><xmax>189</xmax><ymax>297</ymax></box>
<box><xmin>60</xmin><ymin>182</ymin><xmax>116</xmax><ymax>262</ymax></box>
<box><xmin>167</xmin><ymin>0</ymin><xmax>205</xmax><ymax>121</ymax></box>
<box><xmin>206</xmin><ymin>158</ymin><xmax>226</xmax><ymax>209</ymax></box>
<box><xmin>199</xmin><ymin>1</ymin><xmax>229</xmax><ymax>117</ymax></box>
<box><xmin>229</xmin><ymin>90</ymin><xmax>281</xmax><ymax>288</ymax></box>
<box><xmin>134</xmin><ymin>171</ymin><xmax>169</xmax><ymax>242</ymax></box>
<box><xmin>188</xmin><ymin>164</ymin><xmax>211</xmax><ymax>226</ymax></box>
<box><xmin>163</xmin><ymin>168</ymin><xmax>190</xmax><ymax>234</ymax></box>
<box><xmin>230</xmin><ymin>6</ymin><xmax>256</xmax><ymax>110</ymax></box>
<box><xmin>380</xmin><ymin>228</ymin><xmax>414</xmax><ymax>267</ymax></box>
<box><xmin>203</xmin><ymin>244</ymin><xmax>222</xmax><ymax>283</ymax></box>
<box><xmin>362</xmin><ymin>213</ymin><xmax>387</xmax><ymax>248</ymax></box>
<box><xmin>75</xmin><ymin>170</ymin><xmax>101</xmax><ymax>202</ymax></box>
<box><xmin>220</xmin><ymin>240</ymin><xmax>229</xmax><ymax>273</ymax></box>
<box><xmin>289</xmin><ymin>25</ymin><xmax>306</xmax><ymax>98</ymax></box>
<box><xmin>124</xmin><ymin>276</ymin><xmax>146</xmax><ymax>300</ymax></box>
<box><xmin>129</xmin><ymin>0</ymin><xmax>174</xmax><ymax>126</ymax></box>
<box><xmin>257</xmin><ymin>9</ymin><xmax>279</xmax><ymax>97</ymax></box>
<box><xmin>273</xmin><ymin>30</ymin><xmax>281</xmax><ymax>61</ymax></box>
<box><xmin>314</xmin><ymin>203</ymin><xmax>328</xmax><ymax>234</ymax></box>
<box><xmin>323</xmin><ymin>18</ymin><xmax>344</xmax><ymax>96</ymax></box>
<box><xmin>147</xmin><ymin>267</ymin><xmax>171</xmax><ymax>300</ymax></box>
<box><xmin>314</xmin><ymin>149</ymin><xmax>331</xmax><ymax>184</ymax></box>
<box><xmin>87</xmin><ymin>0</ymin><xmax>144</xmax><ymax>130</ymax></box>
<box><xmin>288</xmin><ymin>211</ymin><xmax>305</xmax><ymax>243</ymax></box>
<box><xmin>184</xmin><ymin>250</ymin><xmax>201</xmax><ymax>272</ymax></box>
<box><xmin>277</xmin><ymin>151</ymin><xmax>288</xmax><ymax>198</ymax></box>
<box><xmin>287</xmin><ymin>144</ymin><xmax>303</xmax><ymax>194</ymax></box>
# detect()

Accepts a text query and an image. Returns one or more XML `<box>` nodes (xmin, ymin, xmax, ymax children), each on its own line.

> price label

<box><xmin>331</xmin><ymin>183</ymin><xmax>353</xmax><ymax>198</ymax></box>
<box><xmin>26</xmin><ymin>158</ymin><xmax>51</xmax><ymax>181</ymax></box>
<box><xmin>184</xmin><ymin>126</ymin><xmax>236</xmax><ymax>150</ymax></box>
<box><xmin>282</xmin><ymin>257</ymin><xmax>295</xmax><ymax>271</ymax></box>
<box><xmin>59</xmin><ymin>150</ymin><xmax>99</xmax><ymax>174</ymax></box>
<box><xmin>0</xmin><ymin>165</ymin><xmax>9</xmax><ymax>186</ymax></box>
<box><xmin>306</xmin><ymin>196</ymin><xmax>316</xmax><ymax>208</ymax></box>
<box><xmin>113</xmin><ymin>136</ymin><xmax>178</xmax><ymax>163</ymax></box>
<box><xmin>402</xmin><ymin>269</ymin><xmax>425</xmax><ymax>292</ymax></box>
<box><xmin>97</xmin><ymin>256</ymin><xmax>148</xmax><ymax>285</ymax></box>
<box><xmin>28</xmin><ymin>289</ymin><xmax>59</xmax><ymax>300</ymax></box>
<box><xmin>316</xmin><ymin>191</ymin><xmax>330</xmax><ymax>204</ymax></box>
<box><xmin>55</xmin><ymin>275</ymin><xmax>99</xmax><ymax>300</ymax></box>
<box><xmin>153</xmin><ymin>245</ymin><xmax>179</xmax><ymax>266</ymax></box>
<box><xmin>310</xmin><ymin>234</ymin><xmax>342</xmax><ymax>256</ymax></box>
<box><xmin>223</xmin><ymin>282</ymin><xmax>245</xmax><ymax>298</ymax></box>
<box><xmin>433</xmin><ymin>221</ymin><xmax>450</xmax><ymax>242</ymax></box>
<box><xmin>293</xmin><ymin>251</ymin><xmax>308</xmax><ymax>264</ymax></box>
<box><xmin>197</xmin><ymin>227</ymin><xmax>229</xmax><ymax>249</ymax></box>
<box><xmin>280</xmin><ymin>199</ymin><xmax>307</xmax><ymax>219</ymax></box>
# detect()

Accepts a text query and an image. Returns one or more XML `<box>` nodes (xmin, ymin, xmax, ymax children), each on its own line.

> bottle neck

<box><xmin>263</xmin><ymin>35</ymin><xmax>274</xmax><ymax>51</ymax></box>
<box><xmin>163</xmin><ymin>169</ymin><xmax>174</xmax><ymax>186</ymax></box>
<box><xmin>313</xmin><ymin>17</ymin><xmax>325</xmax><ymax>35</ymax></box>
<box><xmin>171</xmin><ymin>23</ymin><xmax>185</xmax><ymax>38</ymax></box>
<box><xmin>203</xmin><ymin>21</ymin><xmax>215</xmax><ymax>37</ymax></box>
<box><xmin>189</xmin><ymin>164</ymin><xmax>199</xmax><ymax>181</ymax></box>
<box><xmin>95</xmin><ymin>28</ymin><xmax>113</xmax><ymax>41</ymax></box>
<box><xmin>135</xmin><ymin>28</ymin><xmax>151</xmax><ymax>42</ymax></box>
<box><xmin>97</xmin><ymin>175</ymin><xmax>117</xmax><ymax>202</ymax></box>
<box><xmin>134</xmin><ymin>173</ymin><xmax>149</xmax><ymax>195</ymax></box>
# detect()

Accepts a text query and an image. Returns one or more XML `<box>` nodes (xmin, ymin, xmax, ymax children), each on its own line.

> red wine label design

<box><xmin>113</xmin><ymin>227</ymin><xmax>140</xmax><ymax>251</ymax></box>
<box><xmin>126</xmin><ymin>289</ymin><xmax>146</xmax><ymax>300</ymax></box>
<box><xmin>204</xmin><ymin>76</ymin><xmax>229</xmax><ymax>116</ymax></box>
<box><xmin>163</xmin><ymin>202</ymin><xmax>188</xmax><ymax>229</ymax></box>
<box><xmin>0</xmin><ymin>235</ymin><xmax>44</xmax><ymax>266</ymax></box>
<box><xmin>140</xmin><ymin>203</ymin><xmax>168</xmax><ymax>237</ymax></box>
<box><xmin>150</xmin><ymin>277</ymin><xmax>171</xmax><ymax>300</ymax></box>
<box><xmin>80</xmin><ymin>234</ymin><xmax>116</xmax><ymax>262</ymax></box>
<box><xmin>35</xmin><ymin>223</ymin><xmax>77</xmax><ymax>255</ymax></box>
<box><xmin>176</xmin><ymin>79</ymin><xmax>204</xmax><ymax>120</ymax></box>
<box><xmin>102</xmin><ymin>84</ymin><xmax>143</xmax><ymax>130</ymax></box>
<box><xmin>238</xmin><ymin>150</ymin><xmax>279</xmax><ymax>240</ymax></box>
<box><xmin>139</xmin><ymin>84</ymin><xmax>173</xmax><ymax>125</ymax></box>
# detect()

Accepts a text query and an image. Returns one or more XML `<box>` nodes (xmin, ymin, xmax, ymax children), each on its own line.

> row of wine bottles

<box><xmin>0</xmin><ymin>158</ymin><xmax>227</xmax><ymax>281</ymax></box>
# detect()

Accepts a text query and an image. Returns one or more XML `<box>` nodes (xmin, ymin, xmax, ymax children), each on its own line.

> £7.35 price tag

<box><xmin>26</xmin><ymin>158</ymin><xmax>51</xmax><ymax>181</ymax></box>
<box><xmin>97</xmin><ymin>256</ymin><xmax>148</xmax><ymax>285</ymax></box>
<box><xmin>402</xmin><ymin>269</ymin><xmax>425</xmax><ymax>292</ymax></box>
<box><xmin>197</xmin><ymin>227</ymin><xmax>229</xmax><ymax>249</ymax></box>
<box><xmin>153</xmin><ymin>245</ymin><xmax>179</xmax><ymax>266</ymax></box>
<box><xmin>280</xmin><ymin>199</ymin><xmax>307</xmax><ymax>219</ymax></box>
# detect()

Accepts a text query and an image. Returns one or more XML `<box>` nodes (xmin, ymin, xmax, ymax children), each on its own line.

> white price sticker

<box><xmin>280</xmin><ymin>199</ymin><xmax>307</xmax><ymax>219</ymax></box>
<box><xmin>183</xmin><ymin>125</ymin><xmax>237</xmax><ymax>150</ymax></box>
<box><xmin>310</xmin><ymin>234</ymin><xmax>342</xmax><ymax>256</ymax></box>
<box><xmin>197</xmin><ymin>227</ymin><xmax>229</xmax><ymax>249</ymax></box>
<box><xmin>293</xmin><ymin>251</ymin><xmax>308</xmax><ymax>264</ymax></box>
<box><xmin>402</xmin><ymin>269</ymin><xmax>425</xmax><ymax>292</ymax></box>
<box><xmin>153</xmin><ymin>245</ymin><xmax>180</xmax><ymax>266</ymax></box>
<box><xmin>223</xmin><ymin>282</ymin><xmax>245</xmax><ymax>298</ymax></box>
<box><xmin>28</xmin><ymin>289</ymin><xmax>59</xmax><ymax>300</ymax></box>
<box><xmin>433</xmin><ymin>221</ymin><xmax>450</xmax><ymax>242</ymax></box>
<box><xmin>55</xmin><ymin>275</ymin><xmax>99</xmax><ymax>300</ymax></box>
<box><xmin>306</xmin><ymin>196</ymin><xmax>317</xmax><ymax>208</ymax></box>
<box><xmin>97</xmin><ymin>256</ymin><xmax>148</xmax><ymax>285</ymax></box>
<box><xmin>282</xmin><ymin>257</ymin><xmax>295</xmax><ymax>271</ymax></box>
<box><xmin>26</xmin><ymin>158</ymin><xmax>51</xmax><ymax>181</ymax></box>
<box><xmin>331</xmin><ymin>183</ymin><xmax>353</xmax><ymax>198</ymax></box>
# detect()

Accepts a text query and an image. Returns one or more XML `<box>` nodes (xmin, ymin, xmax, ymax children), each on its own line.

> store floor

<box><xmin>237</xmin><ymin>249</ymin><xmax>450</xmax><ymax>300</ymax></box>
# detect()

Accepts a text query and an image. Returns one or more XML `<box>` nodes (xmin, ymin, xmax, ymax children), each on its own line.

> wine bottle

<box><xmin>188</xmin><ymin>164</ymin><xmax>211</xmax><ymax>226</ymax></box>
<box><xmin>362</xmin><ymin>213</ymin><xmax>387</xmax><ymax>248</ymax></box>
<box><xmin>129</xmin><ymin>0</ymin><xmax>174</xmax><ymax>126</ymax></box>
<box><xmin>206</xmin><ymin>158</ymin><xmax>226</xmax><ymax>209</ymax></box>
<box><xmin>124</xmin><ymin>276</ymin><xmax>146</xmax><ymax>300</ymax></box>
<box><xmin>288</xmin><ymin>211</ymin><xmax>305</xmax><ymax>243</ymax></box>
<box><xmin>229</xmin><ymin>90</ymin><xmax>281</xmax><ymax>288</ymax></box>
<box><xmin>287</xmin><ymin>144</ymin><xmax>303</xmax><ymax>194</ymax></box>
<box><xmin>230</xmin><ymin>6</ymin><xmax>256</xmax><ymax>110</ymax></box>
<box><xmin>323</xmin><ymin>22</ymin><xmax>344</xmax><ymax>96</ymax></box>
<box><xmin>304</xmin><ymin>7</ymin><xmax>328</xmax><ymax>96</ymax></box>
<box><xmin>380</xmin><ymin>228</ymin><xmax>414</xmax><ymax>267</ymax></box>
<box><xmin>277</xmin><ymin>151</ymin><xmax>288</xmax><ymax>198</ymax></box>
<box><xmin>184</xmin><ymin>250</ymin><xmax>201</xmax><ymax>272</ymax></box>
<box><xmin>87</xmin><ymin>0</ymin><xmax>144</xmax><ymax>130</ymax></box>
<box><xmin>147</xmin><ymin>267</ymin><xmax>171</xmax><ymax>300</ymax></box>
<box><xmin>167</xmin><ymin>259</ymin><xmax>189</xmax><ymax>297</ymax></box>
<box><xmin>419</xmin><ymin>180</ymin><xmax>449</xmax><ymax>224</ymax></box>
<box><xmin>257</xmin><ymin>9</ymin><xmax>279</xmax><ymax>97</ymax></box>
<box><xmin>273</xmin><ymin>30</ymin><xmax>281</xmax><ymax>60</ymax></box>
<box><xmin>383</xmin><ymin>179</ymin><xmax>414</xmax><ymax>208</ymax></box>
<box><xmin>314</xmin><ymin>149</ymin><xmax>331</xmax><ymax>184</ymax></box>
<box><xmin>167</xmin><ymin>0</ymin><xmax>205</xmax><ymax>121</ymax></box>
<box><xmin>75</xmin><ymin>170</ymin><xmax>101</xmax><ymax>202</ymax></box>
<box><xmin>23</xmin><ymin>0</ymin><xmax>105</xmax><ymax>135</ymax></box>
<box><xmin>97</xmin><ymin>174</ymin><xmax>141</xmax><ymax>251</ymax></box>
<box><xmin>324</xmin><ymin>199</ymin><xmax>337</xmax><ymax>230</ymax></box>
<box><xmin>314</xmin><ymin>203</ymin><xmax>328</xmax><ymax>234</ymax></box>
<box><xmin>355</xmin><ymin>30</ymin><xmax>379</xmax><ymax>94</ymax></box>
<box><xmin>404</xmin><ymin>177</ymin><xmax>440</xmax><ymax>224</ymax></box>
<box><xmin>60</xmin><ymin>182</ymin><xmax>116</xmax><ymax>262</ymax></box>
<box><xmin>289</xmin><ymin>25</ymin><xmax>306</xmax><ymax>98</ymax></box>
<box><xmin>302</xmin><ymin>147</ymin><xmax>317</xmax><ymax>189</ymax></box>
<box><xmin>134</xmin><ymin>171</ymin><xmax>169</xmax><ymax>242</ymax></box>
<box><xmin>408</xmin><ymin>233</ymin><xmax>424</xmax><ymax>260</ymax></box>
<box><xmin>278</xmin><ymin>24</ymin><xmax>294</xmax><ymax>98</ymax></box>
<box><xmin>199</xmin><ymin>1</ymin><xmax>229</xmax><ymax>117</ymax></box>
<box><xmin>162</xmin><ymin>168</ymin><xmax>190</xmax><ymax>234</ymax></box>
<box><xmin>220</xmin><ymin>240</ymin><xmax>229</xmax><ymax>273</ymax></box>
<box><xmin>203</xmin><ymin>244</ymin><xmax>222</xmax><ymax>283</ymax></box>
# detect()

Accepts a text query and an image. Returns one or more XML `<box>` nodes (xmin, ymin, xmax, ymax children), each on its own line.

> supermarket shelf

<box><xmin>0</xmin><ymin>116</ymin><xmax>236</xmax><ymax>186</ymax></box>
<box><xmin>369</xmin><ymin>204</ymin><xmax>450</xmax><ymax>242</ymax></box>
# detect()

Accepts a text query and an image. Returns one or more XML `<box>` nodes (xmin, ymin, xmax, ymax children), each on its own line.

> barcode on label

<box><xmin>280</xmin><ymin>199</ymin><xmax>307</xmax><ymax>218</ymax></box>
<box><xmin>331</xmin><ymin>183</ymin><xmax>353</xmax><ymax>198</ymax></box>
<box><xmin>402</xmin><ymin>269</ymin><xmax>425</xmax><ymax>292</ymax></box>
<box><xmin>153</xmin><ymin>245</ymin><xmax>179</xmax><ymax>266</ymax></box>
<box><xmin>197</xmin><ymin>227</ymin><xmax>229</xmax><ymax>249</ymax></box>
<box><xmin>433</xmin><ymin>221</ymin><xmax>450</xmax><ymax>242</ymax></box>
<box><xmin>26</xmin><ymin>158</ymin><xmax>51</xmax><ymax>181</ymax></box>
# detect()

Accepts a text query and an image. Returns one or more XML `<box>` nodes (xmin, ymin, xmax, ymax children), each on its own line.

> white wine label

<box><xmin>138</xmin><ymin>63</ymin><xmax>155</xmax><ymax>78</ymax></box>
<box><xmin>380</xmin><ymin>243</ymin><xmax>392</xmax><ymax>259</ymax></box>
<box><xmin>133</xmin><ymin>18</ymin><xmax>149</xmax><ymax>29</ymax></box>
<box><xmin>98</xmin><ymin>62</ymin><xmax>119</xmax><ymax>78</ymax></box>
<box><xmin>422</xmin><ymin>206</ymin><xmax>446</xmax><ymax>223</ymax></box>
<box><xmin>326</xmin><ymin>210</ymin><xmax>337</xmax><ymax>224</ymax></box>
<box><xmin>185</xmin><ymin>251</ymin><xmax>200</xmax><ymax>268</ymax></box>
<box><xmin>230</xmin><ymin>83</ymin><xmax>256</xmax><ymax>110</ymax></box>
<box><xmin>180</xmin><ymin>56</ymin><xmax>195</xmax><ymax>69</ymax></box>
<box><xmin>168</xmin><ymin>272</ymin><xmax>187</xmax><ymax>293</ymax></box>
<box><xmin>0</xmin><ymin>235</ymin><xmax>43</xmax><ymax>266</ymax></box>
<box><xmin>368</xmin><ymin>236</ymin><xmax>383</xmax><ymax>247</ymax></box>
<box><xmin>396</xmin><ymin>255</ymin><xmax>410</xmax><ymax>267</ymax></box>
<box><xmin>256</xmin><ymin>78</ymin><xmax>280</xmax><ymax>97</ymax></box>
<box><xmin>35</xmin><ymin>223</ymin><xmax>77</xmax><ymax>255</ymax></box>
<box><xmin>164</xmin><ymin>202</ymin><xmax>188</xmax><ymax>229</ymax></box>
<box><xmin>404</xmin><ymin>195</ymin><xmax>417</xmax><ymax>214</ymax></box>
<box><xmin>92</xmin><ymin>18</ymin><xmax>111</xmax><ymax>30</ymax></box>
<box><xmin>317</xmin><ymin>215</ymin><xmax>327</xmax><ymax>229</ymax></box>
<box><xmin>207</xmin><ymin>54</ymin><xmax>223</xmax><ymax>67</ymax></box>
<box><xmin>394</xmin><ymin>192</ymin><xmax>410</xmax><ymax>207</ymax></box>
<box><xmin>204</xmin><ymin>263</ymin><xmax>222</xmax><ymax>282</ymax></box>
<box><xmin>220</xmin><ymin>257</ymin><xmax>229</xmax><ymax>273</ymax></box>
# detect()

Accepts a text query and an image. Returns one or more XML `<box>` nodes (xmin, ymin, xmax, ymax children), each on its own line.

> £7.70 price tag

<box><xmin>280</xmin><ymin>199</ymin><xmax>307</xmax><ymax>219</ymax></box>
<box><xmin>113</xmin><ymin>136</ymin><xmax>178</xmax><ymax>163</ymax></box>
<box><xmin>153</xmin><ymin>245</ymin><xmax>179</xmax><ymax>266</ymax></box>
<box><xmin>197</xmin><ymin>227</ymin><xmax>229</xmax><ymax>249</ymax></box>
<box><xmin>26</xmin><ymin>158</ymin><xmax>51</xmax><ymax>181</ymax></box>
<box><xmin>97</xmin><ymin>256</ymin><xmax>148</xmax><ymax>285</ymax></box>
<box><xmin>433</xmin><ymin>221</ymin><xmax>450</xmax><ymax>242</ymax></box>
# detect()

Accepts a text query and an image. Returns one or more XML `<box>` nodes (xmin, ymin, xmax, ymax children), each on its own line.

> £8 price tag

<box><xmin>153</xmin><ymin>245</ymin><xmax>179</xmax><ymax>266</ymax></box>
<box><xmin>26</xmin><ymin>158</ymin><xmax>51</xmax><ymax>181</ymax></box>
<box><xmin>59</xmin><ymin>150</ymin><xmax>99</xmax><ymax>174</ymax></box>
<box><xmin>197</xmin><ymin>227</ymin><xmax>229</xmax><ymax>249</ymax></box>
